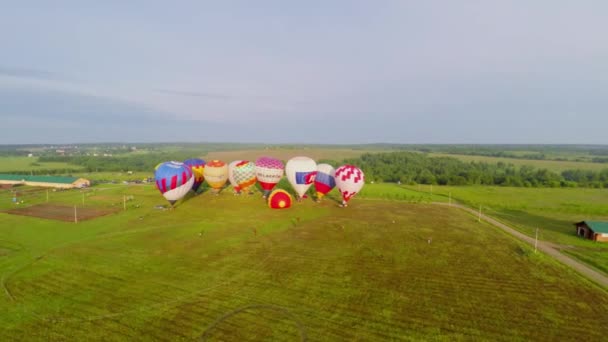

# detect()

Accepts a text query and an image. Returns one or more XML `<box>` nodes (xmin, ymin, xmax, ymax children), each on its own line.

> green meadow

<box><xmin>0</xmin><ymin>157</ymin><xmax>83</xmax><ymax>173</ymax></box>
<box><xmin>401</xmin><ymin>184</ymin><xmax>608</xmax><ymax>274</ymax></box>
<box><xmin>1</xmin><ymin>184</ymin><xmax>607</xmax><ymax>340</ymax></box>
<box><xmin>428</xmin><ymin>153</ymin><xmax>607</xmax><ymax>172</ymax></box>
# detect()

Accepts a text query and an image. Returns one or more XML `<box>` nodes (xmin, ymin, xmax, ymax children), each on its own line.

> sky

<box><xmin>1</xmin><ymin>1</ymin><xmax>607</xmax><ymax>144</ymax></box>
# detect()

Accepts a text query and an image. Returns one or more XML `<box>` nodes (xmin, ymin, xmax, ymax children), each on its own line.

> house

<box><xmin>574</xmin><ymin>221</ymin><xmax>608</xmax><ymax>242</ymax></box>
<box><xmin>0</xmin><ymin>174</ymin><xmax>90</xmax><ymax>189</ymax></box>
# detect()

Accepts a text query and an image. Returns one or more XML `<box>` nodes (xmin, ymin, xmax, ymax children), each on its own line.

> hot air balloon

<box><xmin>233</xmin><ymin>160</ymin><xmax>257</xmax><ymax>194</ymax></box>
<box><xmin>268</xmin><ymin>189</ymin><xmax>292</xmax><ymax>209</ymax></box>
<box><xmin>183</xmin><ymin>158</ymin><xmax>206</xmax><ymax>192</ymax></box>
<box><xmin>255</xmin><ymin>157</ymin><xmax>284</xmax><ymax>197</ymax></box>
<box><xmin>228</xmin><ymin>160</ymin><xmax>243</xmax><ymax>194</ymax></box>
<box><xmin>314</xmin><ymin>163</ymin><xmax>336</xmax><ymax>201</ymax></box>
<box><xmin>204</xmin><ymin>160</ymin><xmax>228</xmax><ymax>194</ymax></box>
<box><xmin>154</xmin><ymin>161</ymin><xmax>194</xmax><ymax>206</ymax></box>
<box><xmin>335</xmin><ymin>165</ymin><xmax>365</xmax><ymax>207</ymax></box>
<box><xmin>286</xmin><ymin>156</ymin><xmax>317</xmax><ymax>200</ymax></box>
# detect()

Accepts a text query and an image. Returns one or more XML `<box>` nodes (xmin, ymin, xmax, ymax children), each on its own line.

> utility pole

<box><xmin>74</xmin><ymin>205</ymin><xmax>78</xmax><ymax>224</ymax></box>
<box><xmin>123</xmin><ymin>195</ymin><xmax>127</xmax><ymax>211</ymax></box>
<box><xmin>82</xmin><ymin>192</ymin><xmax>85</xmax><ymax>205</ymax></box>
<box><xmin>478</xmin><ymin>205</ymin><xmax>482</xmax><ymax>222</ymax></box>
<box><xmin>46</xmin><ymin>189</ymin><xmax>49</xmax><ymax>203</ymax></box>
<box><xmin>535</xmin><ymin>228</ymin><xmax>539</xmax><ymax>253</ymax></box>
<box><xmin>449</xmin><ymin>192</ymin><xmax>452</xmax><ymax>206</ymax></box>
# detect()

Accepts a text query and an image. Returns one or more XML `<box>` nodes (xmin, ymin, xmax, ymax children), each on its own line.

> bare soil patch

<box><xmin>4</xmin><ymin>204</ymin><xmax>117</xmax><ymax>222</ymax></box>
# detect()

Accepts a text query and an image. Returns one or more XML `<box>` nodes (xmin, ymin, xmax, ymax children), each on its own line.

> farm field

<box><xmin>0</xmin><ymin>157</ymin><xmax>83</xmax><ymax>173</ymax></box>
<box><xmin>1</xmin><ymin>184</ymin><xmax>607</xmax><ymax>340</ymax></box>
<box><xmin>203</xmin><ymin>148</ymin><xmax>380</xmax><ymax>163</ymax></box>
<box><xmin>403</xmin><ymin>184</ymin><xmax>608</xmax><ymax>275</ymax></box>
<box><xmin>428</xmin><ymin>153</ymin><xmax>607</xmax><ymax>172</ymax></box>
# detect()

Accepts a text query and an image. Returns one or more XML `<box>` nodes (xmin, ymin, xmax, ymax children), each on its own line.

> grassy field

<box><xmin>402</xmin><ymin>184</ymin><xmax>608</xmax><ymax>275</ymax></box>
<box><xmin>1</xmin><ymin>184</ymin><xmax>607</xmax><ymax>340</ymax></box>
<box><xmin>428</xmin><ymin>153</ymin><xmax>607</xmax><ymax>172</ymax></box>
<box><xmin>0</xmin><ymin>157</ymin><xmax>83</xmax><ymax>173</ymax></box>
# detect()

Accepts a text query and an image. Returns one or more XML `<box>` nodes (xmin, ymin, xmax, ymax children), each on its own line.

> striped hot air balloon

<box><xmin>233</xmin><ymin>160</ymin><xmax>257</xmax><ymax>194</ymax></box>
<box><xmin>183</xmin><ymin>158</ymin><xmax>206</xmax><ymax>192</ymax></box>
<box><xmin>286</xmin><ymin>156</ymin><xmax>317</xmax><ymax>200</ymax></box>
<box><xmin>255</xmin><ymin>157</ymin><xmax>284</xmax><ymax>197</ymax></box>
<box><xmin>204</xmin><ymin>160</ymin><xmax>228</xmax><ymax>193</ymax></box>
<box><xmin>228</xmin><ymin>160</ymin><xmax>243</xmax><ymax>194</ymax></box>
<box><xmin>335</xmin><ymin>165</ymin><xmax>364</xmax><ymax>207</ymax></box>
<box><xmin>314</xmin><ymin>163</ymin><xmax>336</xmax><ymax>201</ymax></box>
<box><xmin>154</xmin><ymin>161</ymin><xmax>194</xmax><ymax>206</ymax></box>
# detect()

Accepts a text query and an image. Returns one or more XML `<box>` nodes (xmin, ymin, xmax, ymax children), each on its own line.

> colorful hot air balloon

<box><xmin>335</xmin><ymin>165</ymin><xmax>365</xmax><ymax>207</ymax></box>
<box><xmin>255</xmin><ymin>157</ymin><xmax>284</xmax><ymax>197</ymax></box>
<box><xmin>268</xmin><ymin>189</ymin><xmax>292</xmax><ymax>209</ymax></box>
<box><xmin>233</xmin><ymin>160</ymin><xmax>257</xmax><ymax>194</ymax></box>
<box><xmin>314</xmin><ymin>163</ymin><xmax>336</xmax><ymax>201</ymax></box>
<box><xmin>183</xmin><ymin>158</ymin><xmax>206</xmax><ymax>192</ymax></box>
<box><xmin>204</xmin><ymin>160</ymin><xmax>228</xmax><ymax>193</ymax></box>
<box><xmin>154</xmin><ymin>161</ymin><xmax>194</xmax><ymax>206</ymax></box>
<box><xmin>286</xmin><ymin>156</ymin><xmax>317</xmax><ymax>200</ymax></box>
<box><xmin>228</xmin><ymin>160</ymin><xmax>243</xmax><ymax>194</ymax></box>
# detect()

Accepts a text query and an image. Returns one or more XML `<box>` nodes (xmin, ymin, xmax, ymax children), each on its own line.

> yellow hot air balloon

<box><xmin>203</xmin><ymin>160</ymin><xmax>228</xmax><ymax>193</ymax></box>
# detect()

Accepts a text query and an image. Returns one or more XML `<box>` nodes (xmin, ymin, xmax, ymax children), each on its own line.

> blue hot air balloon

<box><xmin>155</xmin><ymin>161</ymin><xmax>194</xmax><ymax>206</ymax></box>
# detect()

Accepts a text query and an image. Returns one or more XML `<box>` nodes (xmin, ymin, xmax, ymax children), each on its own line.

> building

<box><xmin>574</xmin><ymin>221</ymin><xmax>608</xmax><ymax>242</ymax></box>
<box><xmin>0</xmin><ymin>174</ymin><xmax>90</xmax><ymax>189</ymax></box>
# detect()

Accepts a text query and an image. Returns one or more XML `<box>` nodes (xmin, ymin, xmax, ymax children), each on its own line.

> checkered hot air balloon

<box><xmin>154</xmin><ymin>161</ymin><xmax>194</xmax><ymax>206</ymax></box>
<box><xmin>228</xmin><ymin>160</ymin><xmax>243</xmax><ymax>194</ymax></box>
<box><xmin>233</xmin><ymin>160</ymin><xmax>257</xmax><ymax>194</ymax></box>
<box><xmin>204</xmin><ymin>160</ymin><xmax>228</xmax><ymax>193</ymax></box>
<box><xmin>183</xmin><ymin>158</ymin><xmax>206</xmax><ymax>192</ymax></box>
<box><xmin>286</xmin><ymin>156</ymin><xmax>317</xmax><ymax>200</ymax></box>
<box><xmin>255</xmin><ymin>157</ymin><xmax>284</xmax><ymax>197</ymax></box>
<box><xmin>314</xmin><ymin>163</ymin><xmax>336</xmax><ymax>201</ymax></box>
<box><xmin>335</xmin><ymin>165</ymin><xmax>364</xmax><ymax>207</ymax></box>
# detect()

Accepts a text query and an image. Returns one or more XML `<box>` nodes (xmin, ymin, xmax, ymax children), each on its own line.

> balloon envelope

<box><xmin>268</xmin><ymin>189</ymin><xmax>293</xmax><ymax>209</ymax></box>
<box><xmin>286</xmin><ymin>156</ymin><xmax>317</xmax><ymax>198</ymax></box>
<box><xmin>335</xmin><ymin>165</ymin><xmax>365</xmax><ymax>205</ymax></box>
<box><xmin>204</xmin><ymin>160</ymin><xmax>228</xmax><ymax>191</ymax></box>
<box><xmin>314</xmin><ymin>163</ymin><xmax>336</xmax><ymax>199</ymax></box>
<box><xmin>228</xmin><ymin>160</ymin><xmax>243</xmax><ymax>193</ymax></box>
<box><xmin>183</xmin><ymin>158</ymin><xmax>206</xmax><ymax>192</ymax></box>
<box><xmin>154</xmin><ymin>161</ymin><xmax>194</xmax><ymax>205</ymax></box>
<box><xmin>255</xmin><ymin>157</ymin><xmax>284</xmax><ymax>196</ymax></box>
<box><xmin>233</xmin><ymin>160</ymin><xmax>257</xmax><ymax>192</ymax></box>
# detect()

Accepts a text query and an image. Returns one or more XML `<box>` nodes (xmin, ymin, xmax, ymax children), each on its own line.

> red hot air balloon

<box><xmin>268</xmin><ymin>189</ymin><xmax>293</xmax><ymax>209</ymax></box>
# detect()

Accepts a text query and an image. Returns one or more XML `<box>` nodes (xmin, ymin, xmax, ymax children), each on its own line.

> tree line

<box><xmin>341</xmin><ymin>152</ymin><xmax>608</xmax><ymax>188</ymax></box>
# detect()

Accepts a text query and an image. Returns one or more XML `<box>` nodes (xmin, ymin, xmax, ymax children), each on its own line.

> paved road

<box><xmin>434</xmin><ymin>202</ymin><xmax>608</xmax><ymax>289</ymax></box>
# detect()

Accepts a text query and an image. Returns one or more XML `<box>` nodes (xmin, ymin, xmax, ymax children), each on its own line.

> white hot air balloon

<box><xmin>286</xmin><ymin>156</ymin><xmax>317</xmax><ymax>200</ymax></box>
<box><xmin>255</xmin><ymin>157</ymin><xmax>284</xmax><ymax>197</ymax></box>
<box><xmin>334</xmin><ymin>165</ymin><xmax>365</xmax><ymax>207</ymax></box>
